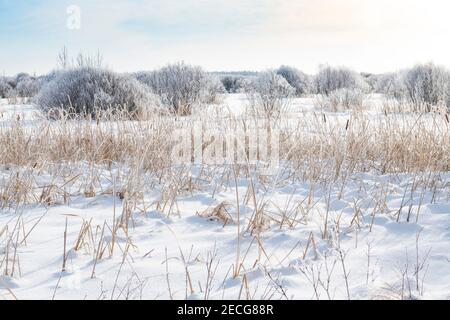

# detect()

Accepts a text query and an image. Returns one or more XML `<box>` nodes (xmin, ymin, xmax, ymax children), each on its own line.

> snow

<box><xmin>1</xmin><ymin>95</ymin><xmax>450</xmax><ymax>300</ymax></box>
<box><xmin>0</xmin><ymin>103</ymin><xmax>39</xmax><ymax>126</ymax></box>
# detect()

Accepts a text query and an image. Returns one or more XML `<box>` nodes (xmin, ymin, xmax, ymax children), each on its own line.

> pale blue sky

<box><xmin>1</xmin><ymin>0</ymin><xmax>449</xmax><ymax>76</ymax></box>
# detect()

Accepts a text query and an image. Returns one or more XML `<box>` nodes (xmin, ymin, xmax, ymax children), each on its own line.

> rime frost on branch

<box><xmin>314</xmin><ymin>66</ymin><xmax>369</xmax><ymax>95</ymax></box>
<box><xmin>135</xmin><ymin>62</ymin><xmax>224</xmax><ymax>115</ymax></box>
<box><xmin>0</xmin><ymin>73</ymin><xmax>41</xmax><ymax>99</ymax></box>
<box><xmin>276</xmin><ymin>65</ymin><xmax>312</xmax><ymax>96</ymax></box>
<box><xmin>220</xmin><ymin>76</ymin><xmax>246</xmax><ymax>94</ymax></box>
<box><xmin>35</xmin><ymin>67</ymin><xmax>159</xmax><ymax>118</ymax></box>
<box><xmin>403</xmin><ymin>63</ymin><xmax>450</xmax><ymax>108</ymax></box>
<box><xmin>372</xmin><ymin>63</ymin><xmax>450</xmax><ymax>110</ymax></box>
<box><xmin>247</xmin><ymin>70</ymin><xmax>295</xmax><ymax>116</ymax></box>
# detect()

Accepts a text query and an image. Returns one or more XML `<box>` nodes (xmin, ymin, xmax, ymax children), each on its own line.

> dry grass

<box><xmin>1</xmin><ymin>107</ymin><xmax>450</xmax><ymax>175</ymax></box>
<box><xmin>198</xmin><ymin>202</ymin><xmax>233</xmax><ymax>226</ymax></box>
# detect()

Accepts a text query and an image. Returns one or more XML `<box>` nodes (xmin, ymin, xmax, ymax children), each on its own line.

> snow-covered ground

<box><xmin>1</xmin><ymin>95</ymin><xmax>450</xmax><ymax>300</ymax></box>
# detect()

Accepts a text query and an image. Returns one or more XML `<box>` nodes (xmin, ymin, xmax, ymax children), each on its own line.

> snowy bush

<box><xmin>35</xmin><ymin>67</ymin><xmax>159</xmax><ymax>118</ymax></box>
<box><xmin>15</xmin><ymin>76</ymin><xmax>41</xmax><ymax>97</ymax></box>
<box><xmin>2</xmin><ymin>74</ymin><xmax>45</xmax><ymax>99</ymax></box>
<box><xmin>134</xmin><ymin>71</ymin><xmax>155</xmax><ymax>87</ymax></box>
<box><xmin>362</xmin><ymin>73</ymin><xmax>378</xmax><ymax>92</ymax></box>
<box><xmin>374</xmin><ymin>72</ymin><xmax>407</xmax><ymax>101</ymax></box>
<box><xmin>0</xmin><ymin>77</ymin><xmax>13</xmax><ymax>99</ymax></box>
<box><xmin>314</xmin><ymin>66</ymin><xmax>369</xmax><ymax>95</ymax></box>
<box><xmin>135</xmin><ymin>62</ymin><xmax>220</xmax><ymax>115</ymax></box>
<box><xmin>221</xmin><ymin>76</ymin><xmax>245</xmax><ymax>93</ymax></box>
<box><xmin>15</xmin><ymin>73</ymin><xmax>30</xmax><ymax>84</ymax></box>
<box><xmin>403</xmin><ymin>63</ymin><xmax>450</xmax><ymax>109</ymax></box>
<box><xmin>315</xmin><ymin>88</ymin><xmax>365</xmax><ymax>111</ymax></box>
<box><xmin>247</xmin><ymin>70</ymin><xmax>295</xmax><ymax>116</ymax></box>
<box><xmin>375</xmin><ymin>64</ymin><xmax>450</xmax><ymax>111</ymax></box>
<box><xmin>276</xmin><ymin>65</ymin><xmax>311</xmax><ymax>96</ymax></box>
<box><xmin>203</xmin><ymin>75</ymin><xmax>226</xmax><ymax>104</ymax></box>
<box><xmin>38</xmin><ymin>71</ymin><xmax>60</xmax><ymax>84</ymax></box>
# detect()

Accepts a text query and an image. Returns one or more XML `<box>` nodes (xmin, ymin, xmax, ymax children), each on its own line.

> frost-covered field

<box><xmin>1</xmin><ymin>95</ymin><xmax>450</xmax><ymax>300</ymax></box>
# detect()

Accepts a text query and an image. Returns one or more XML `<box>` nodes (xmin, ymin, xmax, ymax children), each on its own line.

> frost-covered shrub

<box><xmin>403</xmin><ymin>63</ymin><xmax>450</xmax><ymax>108</ymax></box>
<box><xmin>221</xmin><ymin>76</ymin><xmax>245</xmax><ymax>93</ymax></box>
<box><xmin>134</xmin><ymin>71</ymin><xmax>155</xmax><ymax>87</ymax></box>
<box><xmin>203</xmin><ymin>75</ymin><xmax>226</xmax><ymax>104</ymax></box>
<box><xmin>2</xmin><ymin>73</ymin><xmax>50</xmax><ymax>99</ymax></box>
<box><xmin>15</xmin><ymin>73</ymin><xmax>30</xmax><ymax>84</ymax></box>
<box><xmin>35</xmin><ymin>67</ymin><xmax>158</xmax><ymax>118</ymax></box>
<box><xmin>38</xmin><ymin>71</ymin><xmax>60</xmax><ymax>84</ymax></box>
<box><xmin>375</xmin><ymin>64</ymin><xmax>450</xmax><ymax>111</ymax></box>
<box><xmin>247</xmin><ymin>71</ymin><xmax>295</xmax><ymax>116</ymax></box>
<box><xmin>15</xmin><ymin>76</ymin><xmax>41</xmax><ymax>97</ymax></box>
<box><xmin>276</xmin><ymin>65</ymin><xmax>311</xmax><ymax>96</ymax></box>
<box><xmin>374</xmin><ymin>72</ymin><xmax>407</xmax><ymax>100</ymax></box>
<box><xmin>0</xmin><ymin>77</ymin><xmax>13</xmax><ymax>98</ymax></box>
<box><xmin>314</xmin><ymin>66</ymin><xmax>369</xmax><ymax>95</ymax></box>
<box><xmin>135</xmin><ymin>62</ymin><xmax>219</xmax><ymax>115</ymax></box>
<box><xmin>315</xmin><ymin>88</ymin><xmax>365</xmax><ymax>111</ymax></box>
<box><xmin>362</xmin><ymin>73</ymin><xmax>378</xmax><ymax>92</ymax></box>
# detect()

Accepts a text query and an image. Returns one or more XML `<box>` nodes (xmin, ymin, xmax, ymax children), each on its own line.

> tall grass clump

<box><xmin>35</xmin><ymin>66</ymin><xmax>159</xmax><ymax>118</ymax></box>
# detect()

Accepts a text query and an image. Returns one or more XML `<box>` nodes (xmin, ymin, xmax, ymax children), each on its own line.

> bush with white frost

<box><xmin>203</xmin><ymin>75</ymin><xmax>226</xmax><ymax>104</ymax></box>
<box><xmin>135</xmin><ymin>62</ymin><xmax>221</xmax><ymax>115</ymax></box>
<box><xmin>374</xmin><ymin>64</ymin><xmax>450</xmax><ymax>111</ymax></box>
<box><xmin>315</xmin><ymin>88</ymin><xmax>366</xmax><ymax>112</ymax></box>
<box><xmin>276</xmin><ymin>65</ymin><xmax>311</xmax><ymax>96</ymax></box>
<box><xmin>1</xmin><ymin>73</ymin><xmax>45</xmax><ymax>100</ymax></box>
<box><xmin>247</xmin><ymin>71</ymin><xmax>295</xmax><ymax>117</ymax></box>
<box><xmin>312</xmin><ymin>66</ymin><xmax>369</xmax><ymax>111</ymax></box>
<box><xmin>403</xmin><ymin>63</ymin><xmax>450</xmax><ymax>109</ymax></box>
<box><xmin>0</xmin><ymin>77</ymin><xmax>13</xmax><ymax>99</ymax></box>
<box><xmin>15</xmin><ymin>75</ymin><xmax>41</xmax><ymax>98</ymax></box>
<box><xmin>221</xmin><ymin>76</ymin><xmax>246</xmax><ymax>93</ymax></box>
<box><xmin>373</xmin><ymin>72</ymin><xmax>407</xmax><ymax>100</ymax></box>
<box><xmin>314</xmin><ymin>66</ymin><xmax>369</xmax><ymax>95</ymax></box>
<box><xmin>35</xmin><ymin>67</ymin><xmax>159</xmax><ymax>118</ymax></box>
